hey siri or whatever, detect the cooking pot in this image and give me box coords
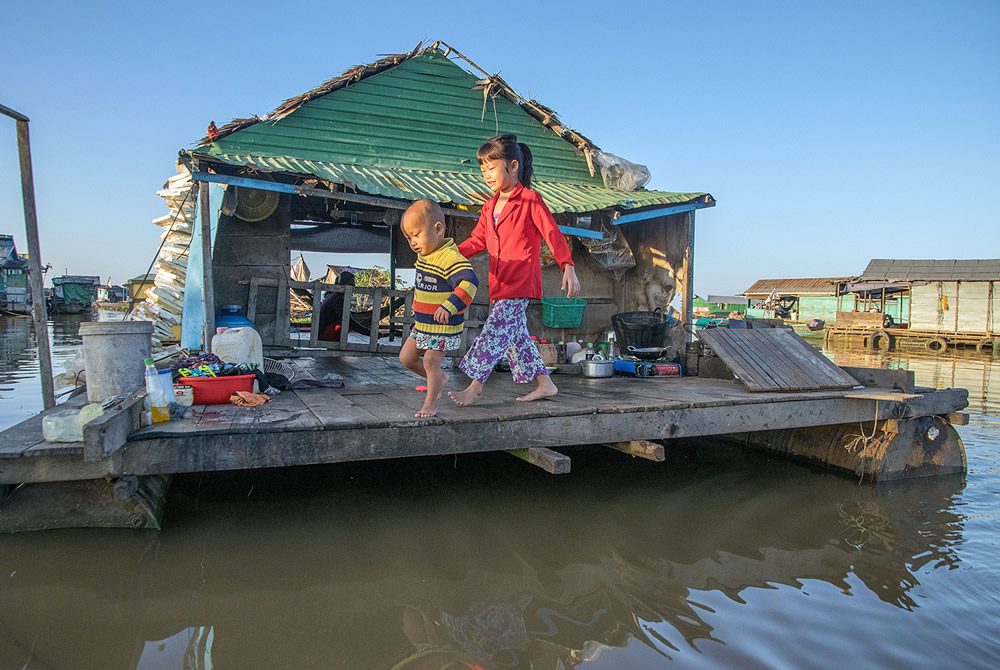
[580,359,616,378]
[627,345,672,361]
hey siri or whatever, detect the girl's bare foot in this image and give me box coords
[517,374,558,402]
[449,383,482,406]
[415,402,438,418]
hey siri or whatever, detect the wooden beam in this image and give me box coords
[603,440,665,462]
[14,117,55,409]
[611,199,714,225]
[558,225,603,239]
[82,395,143,462]
[308,280,322,347]
[190,171,479,219]
[684,210,695,342]
[945,412,970,426]
[110,389,969,481]
[199,181,216,351]
[507,447,571,474]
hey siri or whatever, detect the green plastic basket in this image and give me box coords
[541,297,587,328]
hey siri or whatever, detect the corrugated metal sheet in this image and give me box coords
[195,153,710,214]
[861,259,1000,281]
[193,49,713,213]
[743,278,848,297]
[197,51,603,187]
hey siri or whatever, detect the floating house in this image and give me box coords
[49,275,100,314]
[829,259,999,352]
[744,277,848,323]
[127,41,714,354]
[0,234,30,314]
[0,43,971,532]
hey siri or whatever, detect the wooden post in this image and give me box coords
[507,447,571,474]
[683,211,696,342]
[388,223,396,342]
[199,181,215,351]
[2,105,55,409]
[603,440,665,462]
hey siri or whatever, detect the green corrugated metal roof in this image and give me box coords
[197,50,603,187]
[192,46,713,214]
[193,153,710,214]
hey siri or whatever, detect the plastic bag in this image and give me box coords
[593,150,651,192]
[577,215,636,280]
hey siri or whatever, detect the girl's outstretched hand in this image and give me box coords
[562,265,581,298]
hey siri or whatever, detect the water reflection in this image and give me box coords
[0,448,967,669]
[0,315,85,428]
[0,338,996,668]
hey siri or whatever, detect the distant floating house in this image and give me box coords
[831,259,999,351]
[126,273,156,302]
[0,234,30,314]
[744,278,848,323]
[50,275,101,314]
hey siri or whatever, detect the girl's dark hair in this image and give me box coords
[476,134,534,189]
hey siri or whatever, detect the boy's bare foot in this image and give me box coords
[415,402,438,418]
[517,375,558,402]
[449,384,482,406]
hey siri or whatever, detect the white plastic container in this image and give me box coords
[211,327,263,368]
[79,321,154,402]
[42,404,104,442]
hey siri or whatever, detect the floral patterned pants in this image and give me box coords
[459,298,548,384]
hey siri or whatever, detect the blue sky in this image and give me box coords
[1,0,997,296]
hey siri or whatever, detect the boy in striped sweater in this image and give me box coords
[399,199,479,417]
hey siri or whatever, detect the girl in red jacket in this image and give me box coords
[450,134,581,406]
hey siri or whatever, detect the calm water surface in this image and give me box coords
[1,319,999,669]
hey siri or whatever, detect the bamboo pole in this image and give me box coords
[2,105,55,409]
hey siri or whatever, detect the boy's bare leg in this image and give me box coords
[516,373,558,402]
[417,349,447,417]
[399,337,426,378]
[449,379,484,406]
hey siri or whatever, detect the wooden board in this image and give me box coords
[698,328,859,392]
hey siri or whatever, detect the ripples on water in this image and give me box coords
[1,320,999,669]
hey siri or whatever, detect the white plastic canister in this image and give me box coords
[211,327,264,370]
[78,321,154,402]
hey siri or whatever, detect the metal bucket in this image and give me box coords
[78,321,153,402]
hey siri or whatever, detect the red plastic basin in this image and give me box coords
[177,374,256,405]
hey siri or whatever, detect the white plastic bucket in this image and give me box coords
[78,321,154,402]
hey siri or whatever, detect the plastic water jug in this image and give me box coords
[216,305,255,329]
[212,327,264,370]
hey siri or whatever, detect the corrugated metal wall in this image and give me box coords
[910,281,997,333]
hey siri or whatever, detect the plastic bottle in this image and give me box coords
[595,343,609,361]
[585,342,596,360]
[556,341,566,364]
[144,358,170,424]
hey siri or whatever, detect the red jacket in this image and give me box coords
[457,184,574,301]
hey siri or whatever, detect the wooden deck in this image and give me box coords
[0,356,969,485]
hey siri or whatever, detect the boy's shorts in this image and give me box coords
[410,330,461,352]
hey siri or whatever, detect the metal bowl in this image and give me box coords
[580,359,616,378]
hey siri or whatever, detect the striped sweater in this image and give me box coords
[412,239,479,336]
